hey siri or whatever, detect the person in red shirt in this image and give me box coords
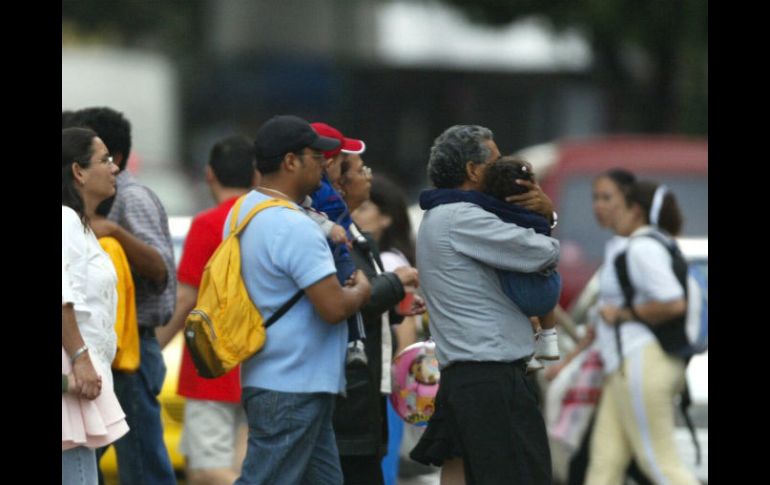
[156,135,259,485]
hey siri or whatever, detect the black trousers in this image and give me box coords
[413,361,552,485]
[340,454,384,485]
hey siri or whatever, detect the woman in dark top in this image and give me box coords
[332,149,422,485]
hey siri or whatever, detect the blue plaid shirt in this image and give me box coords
[108,171,176,328]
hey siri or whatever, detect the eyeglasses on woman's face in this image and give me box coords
[80,155,114,167]
[75,155,115,168]
[97,155,115,166]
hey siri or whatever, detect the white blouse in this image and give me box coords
[61,206,118,380]
[595,228,684,374]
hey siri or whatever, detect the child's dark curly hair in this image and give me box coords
[481,155,534,200]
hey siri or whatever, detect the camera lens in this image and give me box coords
[353,235,369,253]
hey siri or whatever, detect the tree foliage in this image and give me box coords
[444,0,708,134]
[62,0,204,53]
[62,0,707,134]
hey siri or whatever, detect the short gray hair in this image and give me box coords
[427,125,494,188]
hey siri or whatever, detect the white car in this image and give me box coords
[550,237,707,484]
[169,215,193,266]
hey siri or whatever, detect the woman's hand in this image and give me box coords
[65,373,82,396]
[393,266,419,288]
[398,294,427,316]
[599,305,622,326]
[72,353,102,400]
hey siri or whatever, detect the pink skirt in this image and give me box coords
[61,348,129,450]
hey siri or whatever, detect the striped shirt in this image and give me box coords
[108,171,176,328]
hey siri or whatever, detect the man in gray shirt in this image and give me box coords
[409,125,558,484]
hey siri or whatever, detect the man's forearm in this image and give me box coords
[111,225,168,284]
[157,283,198,348]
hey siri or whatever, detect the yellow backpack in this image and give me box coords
[184,195,303,379]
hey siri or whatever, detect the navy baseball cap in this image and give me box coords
[254,115,341,159]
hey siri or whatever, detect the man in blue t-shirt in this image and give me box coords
[230,115,371,485]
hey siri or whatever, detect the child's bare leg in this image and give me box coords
[539,310,556,330]
[529,316,542,334]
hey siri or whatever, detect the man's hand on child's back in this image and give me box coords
[506,179,555,219]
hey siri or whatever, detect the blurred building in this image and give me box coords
[63,0,605,214]
[190,0,602,202]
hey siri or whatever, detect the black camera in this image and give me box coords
[352,234,370,256]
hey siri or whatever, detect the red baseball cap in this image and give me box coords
[311,122,366,159]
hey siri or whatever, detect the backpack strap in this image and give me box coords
[229,194,249,234]
[612,249,635,376]
[230,195,297,237]
[264,290,305,328]
[613,244,644,322]
[645,232,689,299]
[230,194,305,327]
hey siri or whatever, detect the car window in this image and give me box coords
[169,216,192,267]
[172,237,184,267]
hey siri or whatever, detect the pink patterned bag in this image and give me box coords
[546,347,604,450]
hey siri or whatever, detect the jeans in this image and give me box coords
[499,270,561,317]
[63,447,98,485]
[236,387,343,485]
[98,334,176,485]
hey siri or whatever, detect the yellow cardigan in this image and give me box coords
[99,237,140,371]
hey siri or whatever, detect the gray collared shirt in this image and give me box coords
[416,202,560,368]
[108,171,176,328]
